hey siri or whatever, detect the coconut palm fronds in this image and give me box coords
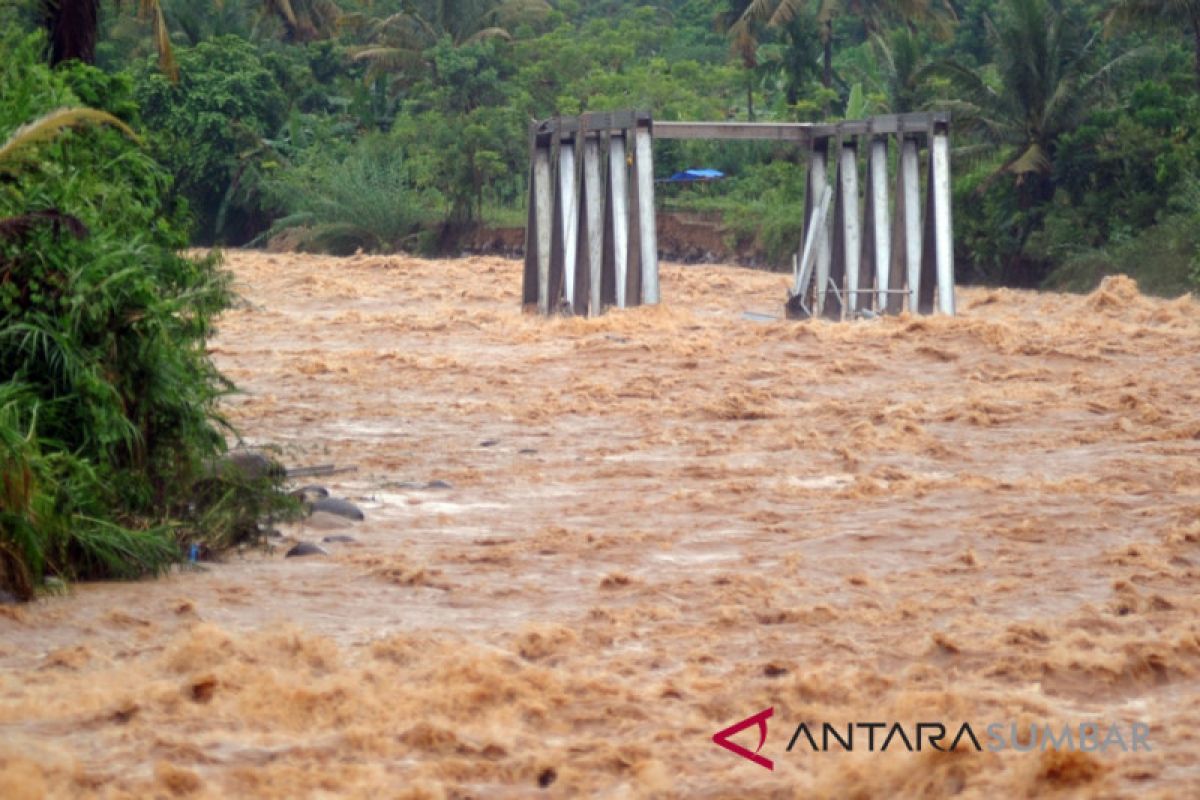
[0,107,140,168]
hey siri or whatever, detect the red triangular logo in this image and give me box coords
[712,707,774,770]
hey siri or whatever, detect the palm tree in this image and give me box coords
[715,1,765,118]
[349,0,548,89]
[41,0,100,64]
[871,27,931,112]
[1106,0,1200,90]
[39,1,343,79]
[730,0,954,90]
[762,12,824,108]
[257,0,342,42]
[422,0,546,44]
[0,106,138,166]
[928,0,1139,280]
[932,0,1134,200]
[162,0,255,45]
[42,1,175,78]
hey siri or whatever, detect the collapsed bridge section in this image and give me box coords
[522,110,955,319]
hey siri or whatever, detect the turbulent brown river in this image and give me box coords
[3,251,1200,798]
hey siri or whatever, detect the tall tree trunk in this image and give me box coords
[746,73,755,121]
[42,0,101,65]
[1193,16,1200,92]
[822,20,833,88]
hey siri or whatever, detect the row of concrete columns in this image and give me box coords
[797,121,955,319]
[523,111,955,319]
[522,116,659,316]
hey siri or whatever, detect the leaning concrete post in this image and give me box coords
[634,119,659,305]
[931,121,956,315]
[786,184,832,319]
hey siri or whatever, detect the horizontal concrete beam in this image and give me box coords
[532,110,652,138]
[653,113,949,142]
[653,121,811,142]
[533,112,949,145]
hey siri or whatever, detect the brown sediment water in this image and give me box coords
[1,252,1199,798]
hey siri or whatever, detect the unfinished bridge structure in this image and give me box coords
[521,110,956,320]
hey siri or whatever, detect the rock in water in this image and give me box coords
[322,535,357,544]
[291,485,329,503]
[310,497,365,521]
[305,511,352,530]
[285,542,329,558]
[206,450,285,482]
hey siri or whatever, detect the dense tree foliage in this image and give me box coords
[3,0,1199,285]
[135,36,289,242]
[1,0,1197,595]
[0,0,1195,281]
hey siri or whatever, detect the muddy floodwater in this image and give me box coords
[3,251,1200,798]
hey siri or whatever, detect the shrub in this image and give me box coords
[260,132,438,254]
[134,35,288,244]
[0,32,286,599]
[1042,208,1200,296]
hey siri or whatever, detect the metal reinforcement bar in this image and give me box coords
[522,110,955,318]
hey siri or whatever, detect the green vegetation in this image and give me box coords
[134,35,288,243]
[1,0,1198,594]
[0,32,290,600]
[3,0,1188,290]
[261,132,437,254]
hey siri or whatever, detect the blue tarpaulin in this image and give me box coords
[661,168,725,183]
